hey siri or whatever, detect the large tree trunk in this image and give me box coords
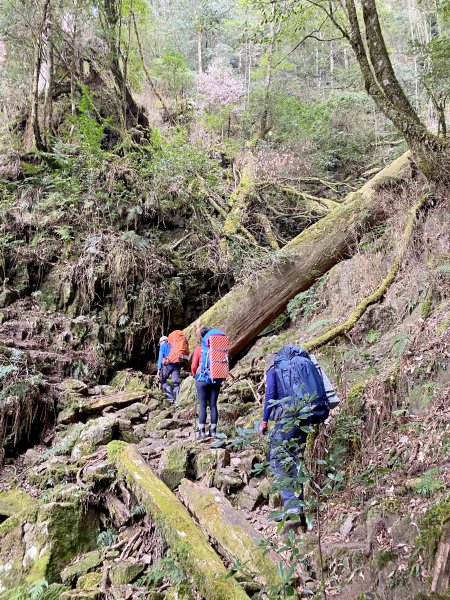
[341,0,450,183]
[31,0,51,152]
[185,152,412,357]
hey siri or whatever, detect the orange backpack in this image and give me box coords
[163,330,190,365]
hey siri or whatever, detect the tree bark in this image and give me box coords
[102,0,148,129]
[178,480,284,589]
[185,152,412,357]
[340,0,450,183]
[43,4,54,139]
[31,0,51,152]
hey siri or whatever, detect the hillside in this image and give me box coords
[1,0,449,598]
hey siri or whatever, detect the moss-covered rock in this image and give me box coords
[114,402,149,421]
[77,571,102,590]
[71,416,116,459]
[192,448,230,480]
[109,560,145,585]
[0,501,98,592]
[158,445,189,490]
[177,376,197,408]
[110,370,150,393]
[235,486,263,511]
[61,550,104,585]
[0,489,34,517]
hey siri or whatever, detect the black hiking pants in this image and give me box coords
[196,381,221,427]
[161,363,181,402]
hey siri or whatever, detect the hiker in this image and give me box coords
[157,330,190,404]
[259,345,340,518]
[191,325,229,439]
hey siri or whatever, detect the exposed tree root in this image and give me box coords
[303,192,430,351]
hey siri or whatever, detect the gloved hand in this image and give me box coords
[259,421,268,435]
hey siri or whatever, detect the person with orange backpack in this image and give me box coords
[157,330,190,404]
[191,325,229,439]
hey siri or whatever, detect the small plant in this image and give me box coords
[135,550,185,589]
[97,528,118,547]
[366,329,380,344]
[413,468,445,497]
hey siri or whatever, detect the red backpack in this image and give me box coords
[164,330,190,365]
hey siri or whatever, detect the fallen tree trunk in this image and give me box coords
[186,152,412,357]
[178,480,284,590]
[107,442,250,600]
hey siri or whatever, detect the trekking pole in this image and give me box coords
[193,392,197,441]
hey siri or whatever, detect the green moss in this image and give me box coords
[346,382,365,414]
[61,550,103,585]
[110,370,149,393]
[0,508,38,537]
[26,552,51,583]
[77,571,102,590]
[415,495,450,564]
[106,440,128,461]
[421,287,434,319]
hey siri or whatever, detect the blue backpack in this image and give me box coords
[274,345,329,425]
[197,328,228,384]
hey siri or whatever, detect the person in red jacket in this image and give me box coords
[190,325,221,439]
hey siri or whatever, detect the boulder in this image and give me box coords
[213,469,244,492]
[110,370,150,393]
[109,560,145,585]
[61,379,89,396]
[114,402,149,421]
[158,445,189,490]
[193,448,230,480]
[0,501,98,591]
[77,571,103,590]
[146,409,172,433]
[178,376,197,408]
[71,416,116,459]
[235,486,263,511]
[156,418,189,431]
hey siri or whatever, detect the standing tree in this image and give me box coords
[278,0,450,182]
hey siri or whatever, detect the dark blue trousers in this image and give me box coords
[269,424,308,512]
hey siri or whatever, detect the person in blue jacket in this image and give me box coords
[260,348,340,518]
[157,335,180,403]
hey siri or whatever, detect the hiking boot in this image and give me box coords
[198,426,207,440]
[162,383,174,402]
[208,426,219,438]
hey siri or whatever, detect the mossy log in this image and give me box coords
[178,479,283,590]
[186,152,411,356]
[303,191,429,351]
[107,442,250,600]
